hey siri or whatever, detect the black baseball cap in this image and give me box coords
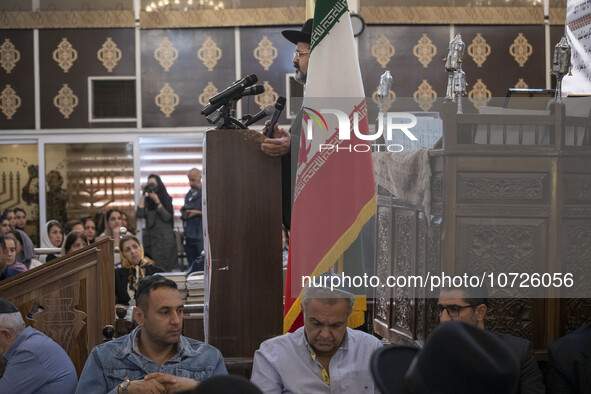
[282,18,314,45]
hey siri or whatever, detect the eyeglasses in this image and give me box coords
[293,51,310,59]
[435,304,476,317]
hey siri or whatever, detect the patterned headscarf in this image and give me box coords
[119,235,149,301]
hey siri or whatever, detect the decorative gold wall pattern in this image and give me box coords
[52,38,78,73]
[155,83,179,118]
[198,82,218,107]
[0,39,21,74]
[197,37,222,72]
[371,89,396,112]
[97,37,122,73]
[0,10,135,29]
[0,85,21,120]
[53,84,79,119]
[509,33,533,67]
[413,34,437,69]
[254,36,278,71]
[468,79,492,111]
[360,6,547,25]
[154,37,178,72]
[372,34,395,69]
[413,80,437,112]
[467,33,491,68]
[255,81,278,110]
[139,8,306,28]
[515,78,528,89]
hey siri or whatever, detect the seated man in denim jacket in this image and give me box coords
[76,275,227,394]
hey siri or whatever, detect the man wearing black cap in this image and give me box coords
[250,279,382,393]
[0,298,78,393]
[261,18,313,229]
[436,286,544,393]
[76,275,227,394]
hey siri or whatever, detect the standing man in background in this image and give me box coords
[182,168,203,268]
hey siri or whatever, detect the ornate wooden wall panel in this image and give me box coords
[0,29,34,129]
[39,28,135,129]
[374,103,591,352]
[141,28,235,128]
[374,194,393,340]
[358,25,449,112]
[240,26,294,127]
[455,25,546,112]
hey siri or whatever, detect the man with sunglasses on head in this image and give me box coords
[436,285,544,393]
[76,275,227,394]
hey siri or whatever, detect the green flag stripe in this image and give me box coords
[310,0,348,52]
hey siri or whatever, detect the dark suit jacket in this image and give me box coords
[495,332,546,394]
[547,322,591,394]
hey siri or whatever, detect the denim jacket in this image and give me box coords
[75,327,227,394]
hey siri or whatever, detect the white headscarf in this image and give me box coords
[40,220,62,263]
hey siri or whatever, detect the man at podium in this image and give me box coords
[261,18,312,229]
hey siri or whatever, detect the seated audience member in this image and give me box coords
[547,321,591,393]
[97,208,124,266]
[0,234,21,281]
[8,229,41,269]
[250,275,383,393]
[0,298,78,393]
[40,220,64,263]
[81,216,97,244]
[0,215,10,235]
[65,219,84,234]
[2,209,16,230]
[373,321,519,394]
[3,233,27,275]
[76,275,227,393]
[13,207,27,231]
[437,286,544,393]
[61,231,88,255]
[115,234,164,305]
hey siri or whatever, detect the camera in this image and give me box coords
[181,205,191,220]
[144,183,157,194]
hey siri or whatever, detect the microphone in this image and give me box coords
[241,84,265,97]
[265,96,286,138]
[209,74,258,105]
[201,84,265,117]
[244,105,274,127]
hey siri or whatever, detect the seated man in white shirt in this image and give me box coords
[250,278,382,393]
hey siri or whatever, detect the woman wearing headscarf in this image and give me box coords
[136,174,177,271]
[97,209,124,266]
[8,229,41,269]
[115,235,164,305]
[40,220,64,263]
[61,231,88,255]
[81,216,97,244]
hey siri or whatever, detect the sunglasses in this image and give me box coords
[435,304,476,317]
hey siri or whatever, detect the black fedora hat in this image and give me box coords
[282,18,313,45]
[371,321,520,394]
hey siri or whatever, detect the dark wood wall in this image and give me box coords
[1,23,566,129]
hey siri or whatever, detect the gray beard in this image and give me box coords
[295,69,307,85]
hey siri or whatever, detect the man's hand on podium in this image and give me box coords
[261,120,291,157]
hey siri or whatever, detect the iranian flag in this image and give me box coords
[284,0,376,333]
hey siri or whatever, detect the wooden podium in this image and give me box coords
[204,129,283,358]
